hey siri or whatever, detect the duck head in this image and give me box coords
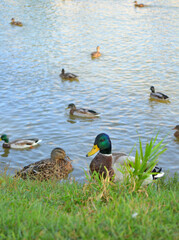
[86,133,112,157]
[11,18,15,23]
[150,86,155,93]
[0,134,9,143]
[51,148,66,164]
[173,125,179,130]
[67,103,76,110]
[61,68,65,74]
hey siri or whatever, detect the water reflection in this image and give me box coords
[61,78,79,83]
[1,149,10,158]
[149,98,171,104]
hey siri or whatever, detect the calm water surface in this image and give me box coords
[0,0,178,182]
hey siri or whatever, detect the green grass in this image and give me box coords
[120,133,167,190]
[0,173,178,240]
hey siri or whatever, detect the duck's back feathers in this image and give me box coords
[1,137,42,149]
[74,108,99,118]
[150,92,169,100]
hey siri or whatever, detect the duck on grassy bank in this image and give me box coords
[67,103,100,118]
[15,148,73,180]
[86,133,164,185]
[0,134,41,149]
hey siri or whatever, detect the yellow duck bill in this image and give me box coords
[86,144,99,157]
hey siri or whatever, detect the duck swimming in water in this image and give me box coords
[91,46,101,58]
[134,1,145,7]
[150,86,169,100]
[60,69,78,80]
[67,103,100,118]
[173,125,179,139]
[10,18,23,26]
[86,133,164,185]
[15,148,73,181]
[0,134,41,149]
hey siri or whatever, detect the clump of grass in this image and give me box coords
[120,133,167,191]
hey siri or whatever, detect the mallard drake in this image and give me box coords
[0,134,42,149]
[91,46,101,58]
[134,1,145,7]
[15,148,73,181]
[67,103,100,118]
[150,86,169,100]
[10,18,23,26]
[173,125,179,139]
[60,68,78,80]
[86,133,164,185]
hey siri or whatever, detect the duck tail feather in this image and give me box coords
[152,166,165,180]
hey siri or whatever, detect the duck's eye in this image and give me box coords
[100,139,105,142]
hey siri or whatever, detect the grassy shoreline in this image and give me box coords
[0,173,178,240]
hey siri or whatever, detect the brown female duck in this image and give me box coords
[91,46,101,58]
[10,18,23,26]
[15,148,73,180]
[134,1,145,7]
[67,103,100,118]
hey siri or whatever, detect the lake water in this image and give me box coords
[0,0,178,182]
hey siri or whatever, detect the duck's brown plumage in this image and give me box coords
[174,131,179,138]
[10,18,23,26]
[90,152,127,179]
[91,46,101,58]
[173,125,179,139]
[134,1,144,7]
[67,103,99,118]
[15,148,73,181]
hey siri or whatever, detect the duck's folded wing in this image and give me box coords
[157,92,169,99]
[112,153,133,165]
[12,139,40,146]
[88,109,99,115]
[16,159,51,177]
[68,73,78,78]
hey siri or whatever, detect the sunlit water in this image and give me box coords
[0,0,178,182]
